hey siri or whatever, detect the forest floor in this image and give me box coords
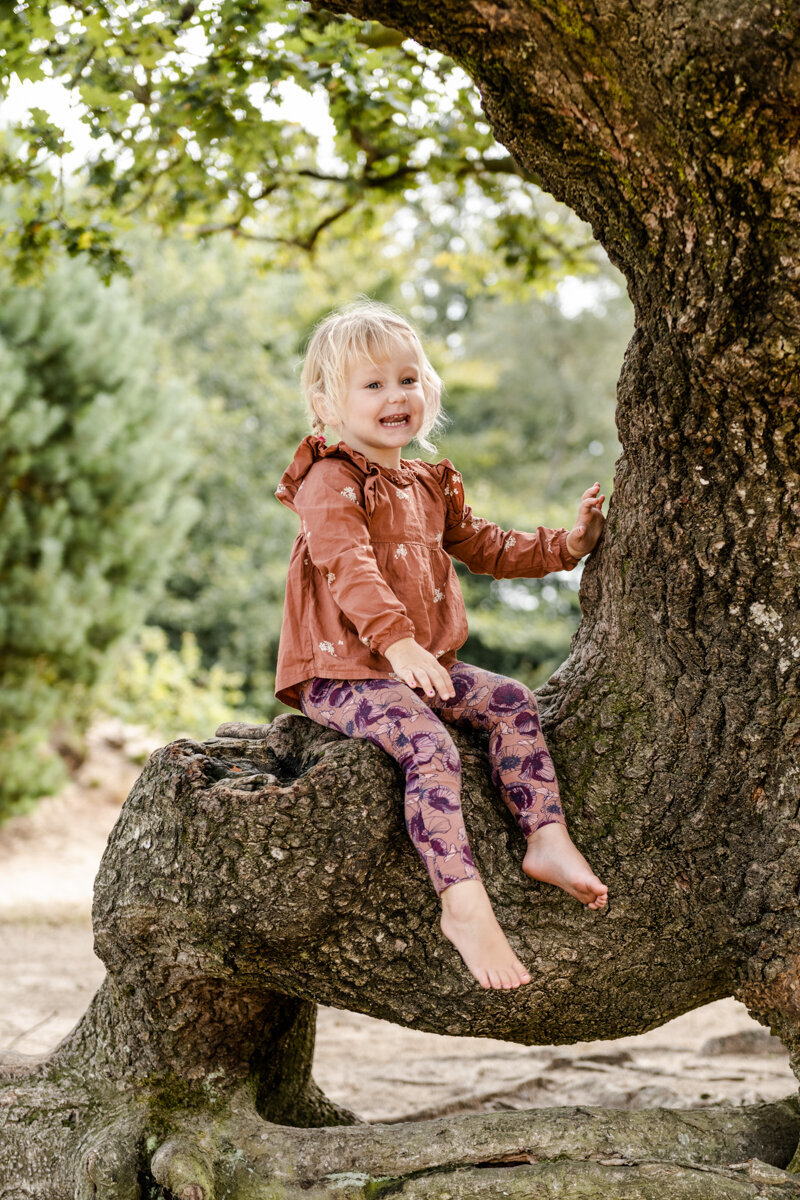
[0,718,796,1124]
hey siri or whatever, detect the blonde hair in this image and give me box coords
[301,299,448,454]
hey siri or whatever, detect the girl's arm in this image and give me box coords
[436,464,580,579]
[294,463,416,656]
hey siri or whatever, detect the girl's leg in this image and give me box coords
[297,676,532,988]
[297,675,477,893]
[428,663,608,909]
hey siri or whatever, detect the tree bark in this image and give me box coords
[2,0,799,1194]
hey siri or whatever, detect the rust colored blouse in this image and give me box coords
[273,436,580,711]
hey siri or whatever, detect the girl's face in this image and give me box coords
[331,341,427,468]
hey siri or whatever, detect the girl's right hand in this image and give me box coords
[384,637,455,701]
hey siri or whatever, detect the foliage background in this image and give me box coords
[0,254,199,814]
[0,2,633,816]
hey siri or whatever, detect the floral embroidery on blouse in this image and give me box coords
[340,486,358,503]
[304,556,310,566]
[443,471,462,500]
[276,483,286,494]
[433,588,445,603]
[397,489,411,501]
[504,534,517,549]
[319,640,336,655]
[361,635,372,647]
[327,571,336,584]
[395,544,408,559]
[435,650,445,658]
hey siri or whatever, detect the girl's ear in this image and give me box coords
[317,400,343,432]
[312,392,335,426]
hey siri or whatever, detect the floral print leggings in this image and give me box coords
[296,661,566,895]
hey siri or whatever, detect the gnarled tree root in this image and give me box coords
[3,1059,800,1200]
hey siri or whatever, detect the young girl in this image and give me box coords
[274,300,607,991]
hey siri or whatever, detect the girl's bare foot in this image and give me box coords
[439,879,532,990]
[523,822,608,909]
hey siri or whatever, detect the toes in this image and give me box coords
[487,966,518,989]
[474,962,532,989]
[500,963,532,988]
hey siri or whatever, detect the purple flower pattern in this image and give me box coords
[297,661,566,895]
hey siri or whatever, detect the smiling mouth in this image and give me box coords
[380,415,409,425]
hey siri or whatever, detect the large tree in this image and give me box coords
[2,1,800,1197]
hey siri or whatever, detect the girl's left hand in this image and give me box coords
[565,483,605,559]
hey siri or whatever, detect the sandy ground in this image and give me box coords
[0,719,795,1124]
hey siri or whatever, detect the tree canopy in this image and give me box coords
[1,0,592,284]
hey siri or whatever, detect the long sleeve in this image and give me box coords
[294,462,416,656]
[436,461,580,579]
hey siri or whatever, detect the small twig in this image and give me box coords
[3,1010,58,1052]
[121,155,184,216]
[67,45,96,89]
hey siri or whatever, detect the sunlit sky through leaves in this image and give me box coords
[0,41,619,318]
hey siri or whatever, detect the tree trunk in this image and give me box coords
[2,0,799,1195]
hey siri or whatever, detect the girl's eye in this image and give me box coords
[366,382,381,389]
[402,377,416,385]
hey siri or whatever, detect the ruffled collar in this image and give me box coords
[275,435,416,511]
[321,436,416,483]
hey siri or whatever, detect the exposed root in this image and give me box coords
[381,1159,800,1198]
[150,1135,215,1200]
[138,1094,800,1200]
[76,1110,147,1200]
[2,1065,800,1200]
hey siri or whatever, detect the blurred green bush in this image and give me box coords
[0,257,200,818]
[93,626,257,745]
